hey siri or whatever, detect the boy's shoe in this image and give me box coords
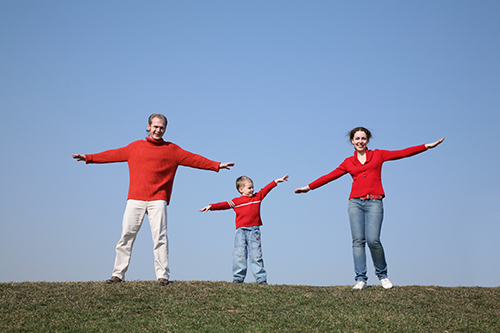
[157,278,169,286]
[105,276,122,284]
[258,281,268,285]
[380,278,393,289]
[232,279,243,283]
[353,281,367,290]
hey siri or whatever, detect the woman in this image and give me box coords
[295,127,444,289]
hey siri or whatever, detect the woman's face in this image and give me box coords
[351,130,369,153]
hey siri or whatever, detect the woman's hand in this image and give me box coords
[294,186,311,194]
[425,138,445,149]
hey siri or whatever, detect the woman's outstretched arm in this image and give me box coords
[294,185,311,194]
[425,138,445,149]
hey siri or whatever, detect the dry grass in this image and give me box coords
[1,281,499,332]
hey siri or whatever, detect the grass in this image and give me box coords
[1,281,499,332]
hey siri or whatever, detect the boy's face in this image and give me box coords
[238,181,254,197]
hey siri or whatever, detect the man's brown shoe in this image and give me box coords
[157,278,169,286]
[106,276,122,284]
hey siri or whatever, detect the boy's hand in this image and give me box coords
[199,205,212,212]
[275,175,289,183]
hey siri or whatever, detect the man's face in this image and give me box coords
[148,117,166,140]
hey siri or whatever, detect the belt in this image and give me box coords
[359,194,384,200]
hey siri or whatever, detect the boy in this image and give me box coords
[200,175,288,284]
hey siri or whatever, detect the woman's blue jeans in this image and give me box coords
[348,198,388,282]
[232,227,267,283]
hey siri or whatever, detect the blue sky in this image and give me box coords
[1,1,498,287]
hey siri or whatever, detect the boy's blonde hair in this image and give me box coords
[236,176,253,191]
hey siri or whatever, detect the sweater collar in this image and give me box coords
[352,149,373,164]
[146,137,167,145]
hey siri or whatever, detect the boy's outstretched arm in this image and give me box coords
[275,175,289,184]
[199,205,212,212]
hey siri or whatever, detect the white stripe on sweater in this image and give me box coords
[227,200,261,209]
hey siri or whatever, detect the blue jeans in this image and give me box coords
[348,198,388,282]
[232,227,267,283]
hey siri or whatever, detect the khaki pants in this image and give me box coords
[111,199,169,280]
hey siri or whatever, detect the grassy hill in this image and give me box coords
[1,281,499,332]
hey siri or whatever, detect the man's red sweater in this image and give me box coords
[85,137,220,204]
[210,181,277,229]
[309,144,427,199]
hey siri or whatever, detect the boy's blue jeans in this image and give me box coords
[348,198,388,282]
[232,226,267,283]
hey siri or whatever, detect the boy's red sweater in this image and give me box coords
[210,181,277,229]
[85,137,220,204]
[309,144,427,199]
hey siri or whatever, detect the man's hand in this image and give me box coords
[72,154,86,161]
[219,162,235,170]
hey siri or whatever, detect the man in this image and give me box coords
[73,114,234,285]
